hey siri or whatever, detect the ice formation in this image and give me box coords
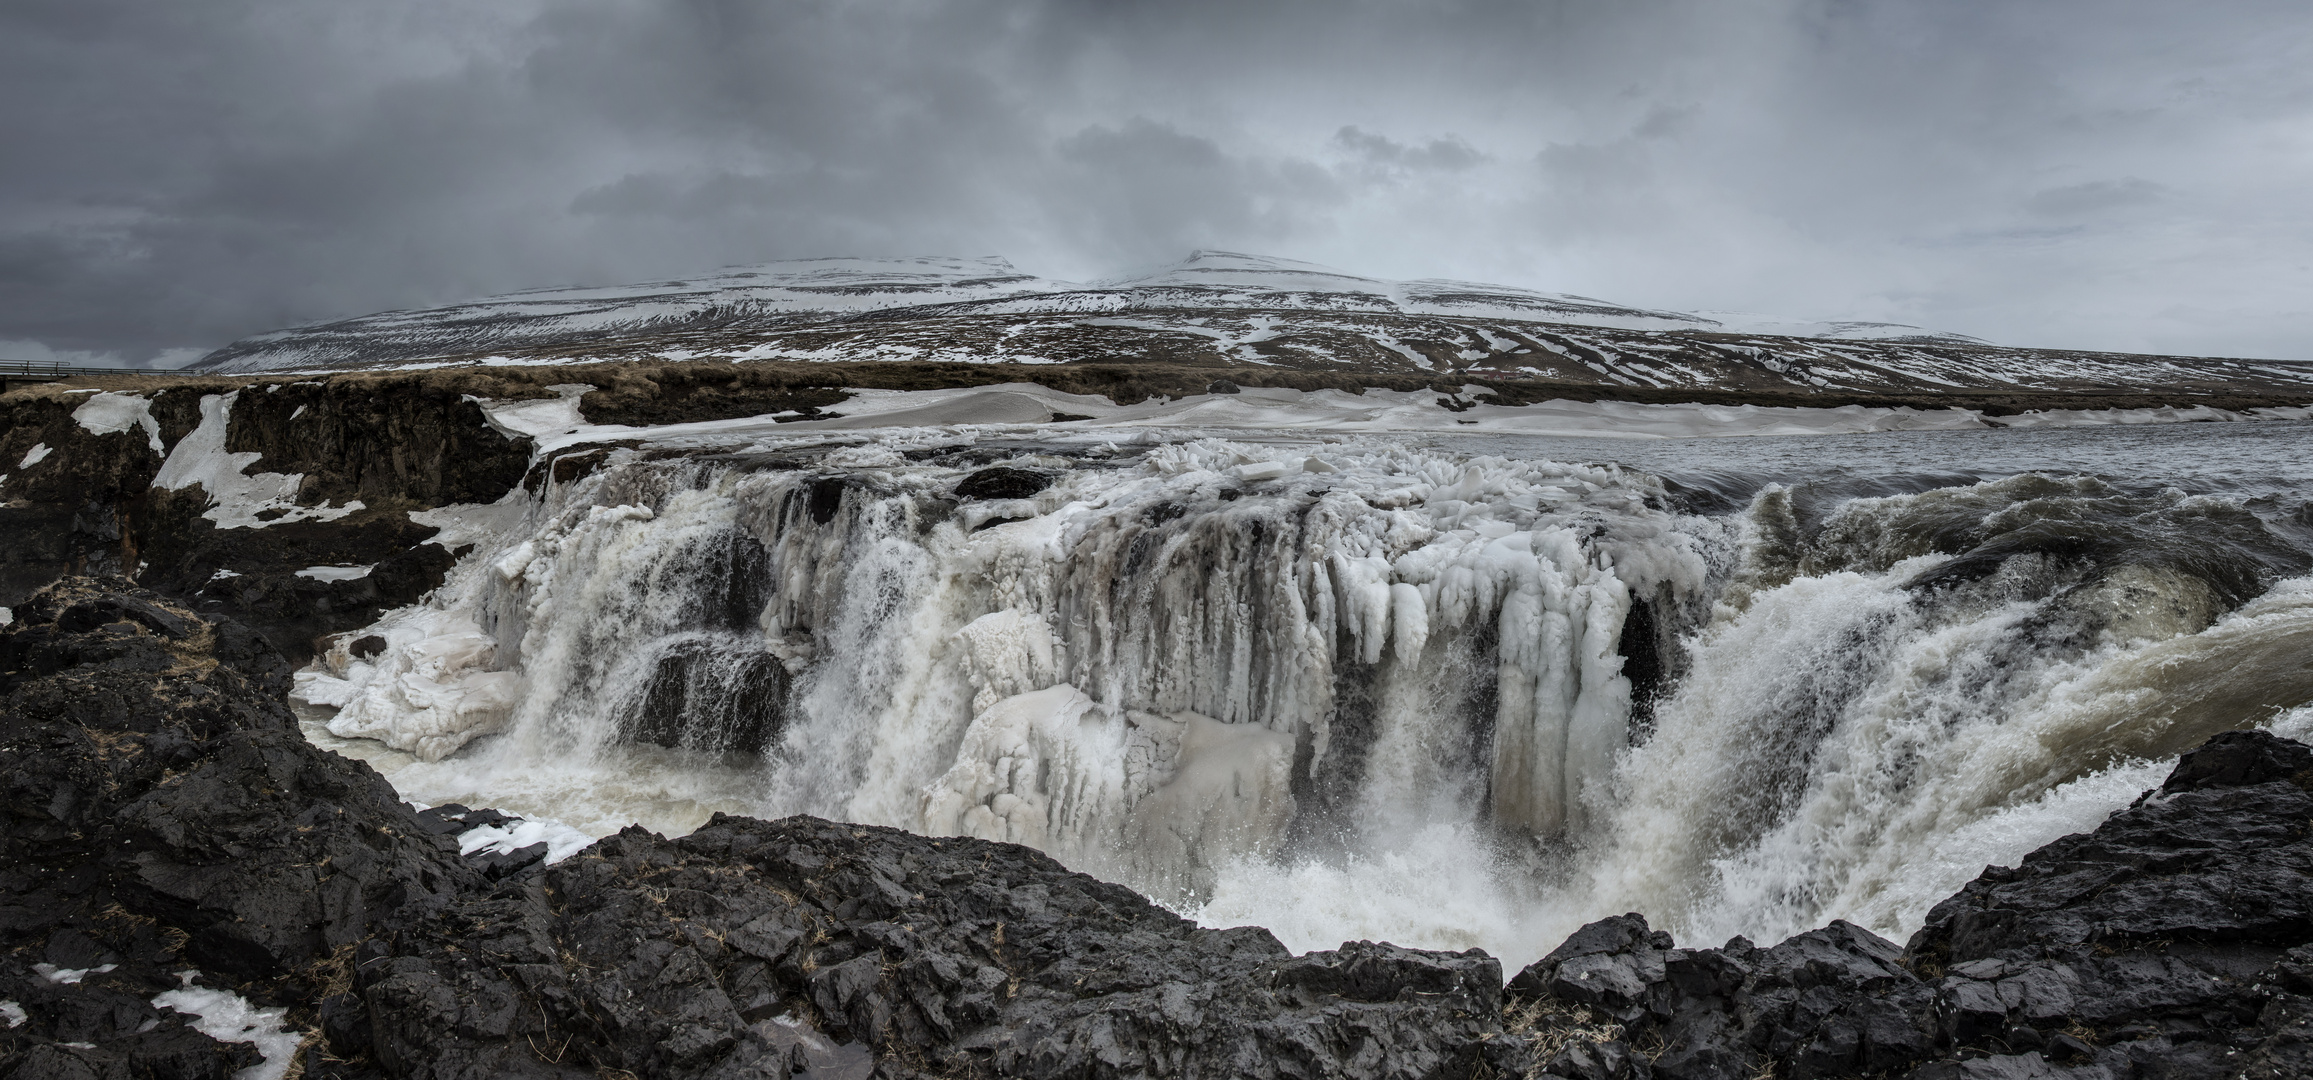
[304,438,1711,900]
[32,963,117,985]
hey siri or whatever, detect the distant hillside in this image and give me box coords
[191,251,2313,398]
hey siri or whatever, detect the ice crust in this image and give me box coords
[32,963,117,985]
[456,817,595,865]
[293,565,373,581]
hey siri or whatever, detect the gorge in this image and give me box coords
[7,257,2313,1078]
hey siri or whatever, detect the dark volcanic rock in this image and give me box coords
[1493,729,2313,1080]
[1,578,483,1078]
[1502,914,1936,1080]
[1901,728,2313,1079]
[421,817,1503,1080]
[954,466,1053,501]
[2,580,1508,1080]
[0,386,208,600]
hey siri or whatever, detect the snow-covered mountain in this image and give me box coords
[191,251,2313,397]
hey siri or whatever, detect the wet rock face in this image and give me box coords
[218,382,531,509]
[625,639,790,754]
[1900,728,2313,1079]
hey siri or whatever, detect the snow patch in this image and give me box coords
[409,492,533,550]
[295,565,373,581]
[151,971,303,1080]
[0,1000,23,1028]
[151,393,364,528]
[456,816,596,864]
[475,384,592,441]
[70,391,167,453]
[32,963,116,984]
[16,443,48,468]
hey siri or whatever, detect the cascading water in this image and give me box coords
[294,429,2313,964]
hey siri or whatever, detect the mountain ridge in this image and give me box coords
[189,251,2313,400]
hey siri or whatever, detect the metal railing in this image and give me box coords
[0,359,200,379]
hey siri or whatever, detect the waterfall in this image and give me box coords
[295,434,2313,961]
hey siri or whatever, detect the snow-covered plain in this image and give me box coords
[472,381,2313,462]
[187,251,2313,401]
[184,250,2313,401]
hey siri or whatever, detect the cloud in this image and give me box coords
[1333,127,1485,172]
[1049,118,1343,261]
[1,0,2309,361]
[2023,178,2167,217]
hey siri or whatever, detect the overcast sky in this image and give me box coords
[5,0,2310,366]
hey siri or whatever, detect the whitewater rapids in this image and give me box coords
[293,429,2313,965]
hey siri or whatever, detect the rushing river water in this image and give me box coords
[295,419,2313,965]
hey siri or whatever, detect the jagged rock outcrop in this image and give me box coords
[6,579,2313,1079]
[0,577,486,1078]
[1903,730,2313,1078]
[1495,730,2313,1080]
[1,377,534,662]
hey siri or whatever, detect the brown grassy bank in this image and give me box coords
[14,359,2313,420]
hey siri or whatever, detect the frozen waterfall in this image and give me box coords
[295,434,2313,962]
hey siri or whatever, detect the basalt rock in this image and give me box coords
[8,578,2313,1080]
[1901,728,2313,1079]
[1495,729,2313,1080]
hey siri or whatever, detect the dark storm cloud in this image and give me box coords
[1334,128,1485,173]
[3,0,2309,365]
